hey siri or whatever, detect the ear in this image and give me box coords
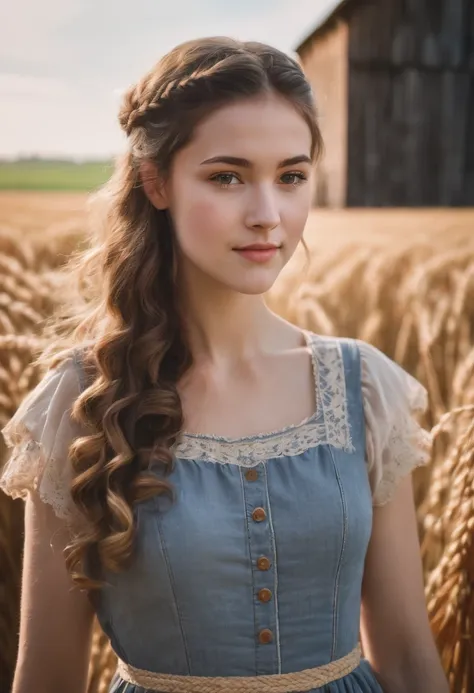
[140,160,169,210]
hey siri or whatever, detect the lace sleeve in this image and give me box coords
[0,355,87,527]
[358,341,433,506]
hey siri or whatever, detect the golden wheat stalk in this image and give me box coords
[425,410,474,692]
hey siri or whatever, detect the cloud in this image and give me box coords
[0,73,124,158]
[0,73,75,98]
[0,0,83,64]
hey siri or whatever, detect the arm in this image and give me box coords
[360,475,448,693]
[11,490,95,693]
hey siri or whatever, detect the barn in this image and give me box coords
[296,0,474,207]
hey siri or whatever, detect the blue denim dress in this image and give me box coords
[97,336,384,693]
[2,333,430,692]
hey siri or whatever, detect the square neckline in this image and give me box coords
[178,329,319,445]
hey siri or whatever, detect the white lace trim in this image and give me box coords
[371,377,432,506]
[1,419,81,527]
[373,425,432,506]
[172,334,354,466]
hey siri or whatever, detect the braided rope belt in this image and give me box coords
[116,644,361,692]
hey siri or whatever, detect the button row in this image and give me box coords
[246,475,273,647]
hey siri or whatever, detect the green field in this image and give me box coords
[0,160,113,191]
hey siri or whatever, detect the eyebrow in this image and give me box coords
[200,155,312,168]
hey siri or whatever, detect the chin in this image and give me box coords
[225,273,280,296]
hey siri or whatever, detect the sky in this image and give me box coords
[0,0,336,159]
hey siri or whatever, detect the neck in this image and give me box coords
[178,269,280,365]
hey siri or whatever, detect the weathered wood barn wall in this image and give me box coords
[297,0,474,207]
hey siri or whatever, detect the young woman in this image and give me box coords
[1,37,448,693]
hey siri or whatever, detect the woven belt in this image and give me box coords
[116,644,361,692]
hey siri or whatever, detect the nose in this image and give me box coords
[244,184,280,232]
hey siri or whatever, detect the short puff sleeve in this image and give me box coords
[0,355,87,526]
[358,341,432,506]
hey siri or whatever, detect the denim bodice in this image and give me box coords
[96,335,384,692]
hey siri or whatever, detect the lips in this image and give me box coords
[233,244,281,264]
[233,243,281,251]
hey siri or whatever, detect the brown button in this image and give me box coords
[252,507,266,522]
[258,628,274,644]
[258,588,273,603]
[245,469,258,482]
[257,556,271,571]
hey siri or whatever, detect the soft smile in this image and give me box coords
[233,243,282,264]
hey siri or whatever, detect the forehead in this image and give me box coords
[182,93,312,164]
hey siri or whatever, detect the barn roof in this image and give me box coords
[295,0,356,53]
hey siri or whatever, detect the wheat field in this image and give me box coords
[1,191,474,692]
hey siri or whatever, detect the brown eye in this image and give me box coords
[280,172,307,186]
[210,173,241,187]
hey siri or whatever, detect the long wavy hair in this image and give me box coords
[37,36,323,591]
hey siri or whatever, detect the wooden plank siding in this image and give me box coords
[346,0,474,206]
[298,0,474,206]
[348,0,470,68]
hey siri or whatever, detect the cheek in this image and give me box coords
[172,188,232,252]
[283,193,311,244]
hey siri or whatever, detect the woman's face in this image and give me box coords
[156,92,314,295]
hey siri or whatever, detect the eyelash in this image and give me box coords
[209,171,308,189]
